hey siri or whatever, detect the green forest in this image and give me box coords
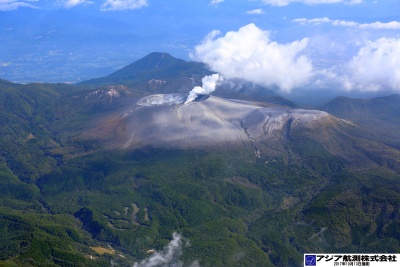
[0,79,399,267]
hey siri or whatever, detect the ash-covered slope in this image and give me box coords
[88,94,331,149]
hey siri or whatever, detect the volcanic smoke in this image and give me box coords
[184,74,222,104]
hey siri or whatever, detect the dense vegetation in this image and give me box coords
[1,143,399,266]
[0,67,399,266]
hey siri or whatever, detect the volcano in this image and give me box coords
[87,94,334,150]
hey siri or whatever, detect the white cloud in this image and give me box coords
[210,0,224,5]
[61,0,92,8]
[359,21,400,30]
[0,0,38,11]
[101,0,147,11]
[246,9,265,14]
[191,23,313,93]
[293,17,400,29]
[261,0,360,6]
[342,38,400,91]
[331,20,358,27]
[293,17,357,26]
[293,17,330,25]
[347,0,362,4]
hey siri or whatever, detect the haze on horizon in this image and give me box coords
[1,0,399,100]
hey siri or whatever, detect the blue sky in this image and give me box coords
[0,0,399,96]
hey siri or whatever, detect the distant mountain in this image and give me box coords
[0,79,16,87]
[80,52,211,87]
[321,94,400,124]
[321,94,400,148]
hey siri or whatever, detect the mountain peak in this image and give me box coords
[109,52,186,77]
[141,52,180,63]
[80,52,211,87]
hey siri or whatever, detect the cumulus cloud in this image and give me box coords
[246,9,265,14]
[133,232,199,267]
[340,38,400,91]
[101,0,147,11]
[261,0,360,6]
[192,23,399,94]
[191,23,313,93]
[0,0,38,11]
[293,17,400,29]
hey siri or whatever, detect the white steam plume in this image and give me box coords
[133,232,199,267]
[185,74,222,104]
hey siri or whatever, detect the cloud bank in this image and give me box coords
[191,23,313,93]
[101,0,147,11]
